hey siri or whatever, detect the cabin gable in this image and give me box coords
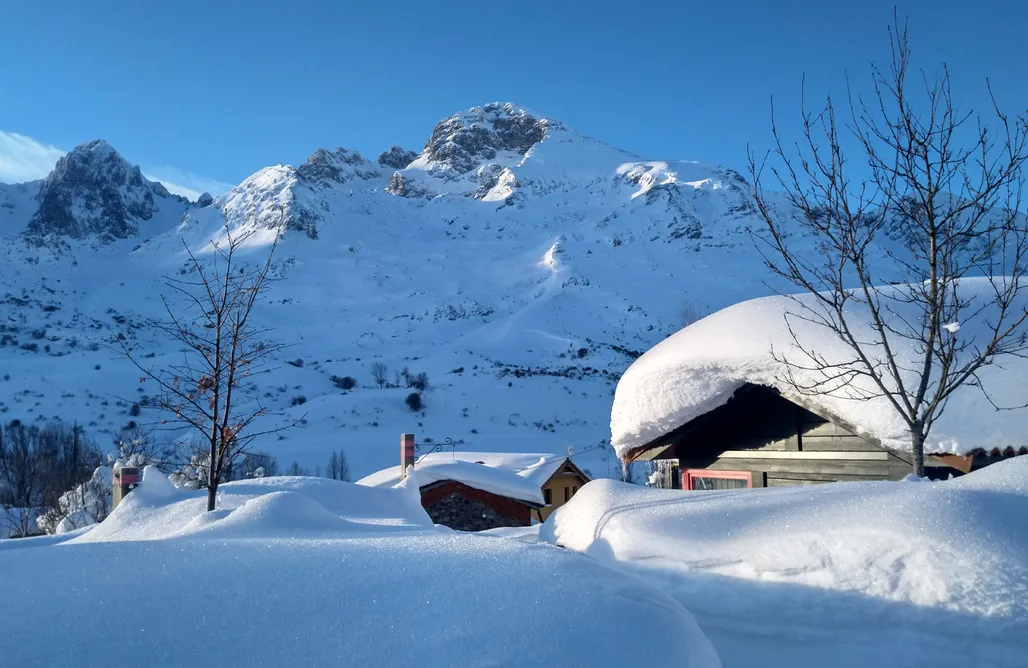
[648,384,928,488]
[535,459,591,522]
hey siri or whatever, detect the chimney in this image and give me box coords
[112,463,140,509]
[400,433,415,479]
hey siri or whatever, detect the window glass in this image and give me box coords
[692,476,749,491]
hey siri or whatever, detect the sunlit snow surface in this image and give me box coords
[0,469,720,667]
[541,457,1028,667]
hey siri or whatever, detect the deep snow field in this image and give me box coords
[0,468,720,668]
[542,456,1028,667]
[2,457,1026,667]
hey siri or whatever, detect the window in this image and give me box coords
[682,469,752,491]
[544,488,552,505]
[564,486,571,502]
[572,485,578,496]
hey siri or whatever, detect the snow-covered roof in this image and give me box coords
[357,459,546,506]
[517,457,570,487]
[612,278,1028,458]
[417,451,557,470]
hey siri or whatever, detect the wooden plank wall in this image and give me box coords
[672,385,910,487]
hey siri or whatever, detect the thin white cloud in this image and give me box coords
[0,131,64,184]
[0,130,235,202]
[143,166,235,201]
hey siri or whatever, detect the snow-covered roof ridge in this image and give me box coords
[611,278,1028,458]
[358,452,563,505]
[357,461,545,505]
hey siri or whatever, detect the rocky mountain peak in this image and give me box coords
[421,102,560,175]
[24,139,186,242]
[377,146,418,170]
[296,147,384,187]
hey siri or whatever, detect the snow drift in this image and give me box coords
[0,468,720,668]
[611,278,1028,458]
[543,457,1028,617]
[542,460,1028,666]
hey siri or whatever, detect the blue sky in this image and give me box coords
[1,0,1025,197]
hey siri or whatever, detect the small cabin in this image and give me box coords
[612,287,1028,490]
[630,383,1027,489]
[357,446,590,529]
[418,478,541,531]
[519,457,591,522]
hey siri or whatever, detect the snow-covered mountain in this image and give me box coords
[0,102,899,478]
[19,139,194,243]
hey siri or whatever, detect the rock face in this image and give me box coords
[297,148,383,187]
[218,147,389,239]
[421,103,553,175]
[376,146,418,170]
[24,140,188,242]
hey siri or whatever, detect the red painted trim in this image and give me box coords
[682,469,753,491]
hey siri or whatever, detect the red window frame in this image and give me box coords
[682,469,753,491]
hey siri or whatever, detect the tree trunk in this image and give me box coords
[207,439,218,512]
[910,425,926,478]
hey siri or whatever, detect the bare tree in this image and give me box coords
[371,362,389,388]
[338,449,350,482]
[123,226,300,511]
[325,449,350,481]
[0,420,102,536]
[749,17,1028,475]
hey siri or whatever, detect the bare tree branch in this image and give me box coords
[119,219,303,510]
[748,14,1028,476]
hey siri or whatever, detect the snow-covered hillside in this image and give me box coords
[0,102,951,479]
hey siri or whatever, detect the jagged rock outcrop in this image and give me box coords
[24,140,187,242]
[386,171,433,199]
[421,103,554,175]
[297,148,383,187]
[377,146,418,170]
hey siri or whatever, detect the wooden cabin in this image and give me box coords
[357,447,590,527]
[418,479,541,531]
[521,457,591,522]
[630,383,1026,490]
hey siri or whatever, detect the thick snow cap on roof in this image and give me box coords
[358,459,545,505]
[612,277,1028,459]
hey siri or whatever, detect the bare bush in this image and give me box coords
[371,362,389,388]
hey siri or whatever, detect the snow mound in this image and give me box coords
[74,471,433,543]
[542,457,1028,620]
[611,278,1028,457]
[192,490,365,538]
[0,468,720,667]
